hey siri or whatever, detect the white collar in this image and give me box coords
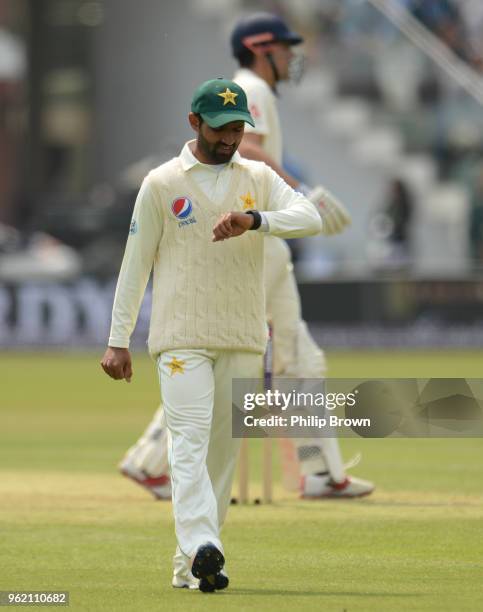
[179,140,245,172]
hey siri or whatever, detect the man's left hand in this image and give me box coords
[212,212,254,242]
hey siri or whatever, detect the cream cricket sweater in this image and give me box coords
[108,142,321,356]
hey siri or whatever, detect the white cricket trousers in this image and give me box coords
[158,348,263,560]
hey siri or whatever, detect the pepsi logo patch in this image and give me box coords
[171,197,193,220]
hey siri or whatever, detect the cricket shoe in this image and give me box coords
[191,544,228,593]
[119,461,171,500]
[172,573,199,590]
[199,570,229,593]
[301,473,375,499]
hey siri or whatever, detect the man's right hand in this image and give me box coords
[100,347,133,382]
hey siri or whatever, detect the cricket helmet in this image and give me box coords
[230,12,303,57]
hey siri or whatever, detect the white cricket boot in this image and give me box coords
[301,473,375,499]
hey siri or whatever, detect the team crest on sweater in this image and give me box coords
[171,197,197,227]
[240,192,256,210]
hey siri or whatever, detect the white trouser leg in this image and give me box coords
[166,349,262,576]
[206,351,263,529]
[158,349,221,559]
[172,546,192,579]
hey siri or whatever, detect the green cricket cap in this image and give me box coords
[191,78,255,128]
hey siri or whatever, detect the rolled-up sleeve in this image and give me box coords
[108,176,164,348]
[263,169,322,238]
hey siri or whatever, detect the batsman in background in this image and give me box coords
[120,13,374,500]
[232,13,374,498]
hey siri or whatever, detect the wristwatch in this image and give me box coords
[245,210,262,230]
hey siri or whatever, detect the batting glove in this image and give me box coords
[308,185,352,236]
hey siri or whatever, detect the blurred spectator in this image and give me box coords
[0,0,26,225]
[460,0,483,62]
[409,0,481,68]
[385,178,413,248]
[469,165,483,265]
[369,177,414,269]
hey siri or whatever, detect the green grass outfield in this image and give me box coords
[1,350,483,611]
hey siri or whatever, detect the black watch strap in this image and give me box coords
[246,210,262,230]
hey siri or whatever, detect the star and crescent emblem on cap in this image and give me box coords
[217,87,238,106]
[167,357,185,376]
[240,192,256,209]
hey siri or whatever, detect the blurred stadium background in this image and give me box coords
[1,2,483,608]
[1,0,483,350]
